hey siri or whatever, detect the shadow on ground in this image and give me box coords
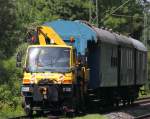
[8,103,150,119]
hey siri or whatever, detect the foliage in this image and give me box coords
[0,105,24,119]
[0,0,20,59]
[0,57,22,108]
[15,0,90,30]
[99,0,144,39]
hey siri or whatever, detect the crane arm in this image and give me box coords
[37,26,66,46]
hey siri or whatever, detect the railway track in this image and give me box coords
[8,97,150,119]
[135,97,150,104]
[135,113,150,119]
[104,97,150,119]
[137,96,150,101]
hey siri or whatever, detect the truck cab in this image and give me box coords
[21,45,77,115]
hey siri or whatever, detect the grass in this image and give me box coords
[0,105,24,119]
[0,105,107,119]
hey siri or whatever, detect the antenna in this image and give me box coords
[89,0,99,27]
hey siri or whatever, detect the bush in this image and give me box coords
[0,56,22,113]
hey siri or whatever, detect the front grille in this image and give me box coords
[38,79,54,85]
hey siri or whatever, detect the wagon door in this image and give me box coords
[87,41,101,89]
[100,43,118,87]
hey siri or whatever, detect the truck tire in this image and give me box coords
[24,97,33,117]
[36,110,44,116]
[25,107,33,117]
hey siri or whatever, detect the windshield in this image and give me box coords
[26,47,70,73]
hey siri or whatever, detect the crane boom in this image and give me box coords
[37,26,66,46]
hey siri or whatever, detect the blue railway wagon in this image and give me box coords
[44,19,147,105]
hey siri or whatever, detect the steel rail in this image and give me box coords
[134,113,150,119]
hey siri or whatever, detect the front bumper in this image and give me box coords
[21,84,73,102]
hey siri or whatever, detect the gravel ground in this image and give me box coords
[105,102,150,119]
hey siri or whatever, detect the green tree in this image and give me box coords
[98,0,144,40]
[0,0,19,58]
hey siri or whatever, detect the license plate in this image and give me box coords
[22,87,30,92]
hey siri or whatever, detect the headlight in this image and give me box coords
[63,87,72,92]
[21,87,30,92]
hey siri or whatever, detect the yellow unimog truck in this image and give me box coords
[16,22,88,116]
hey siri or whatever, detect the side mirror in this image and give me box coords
[16,52,22,62]
[23,66,29,73]
[16,52,22,67]
[70,66,76,72]
[16,62,22,67]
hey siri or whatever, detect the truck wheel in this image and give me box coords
[65,111,75,117]
[25,107,33,117]
[24,98,33,117]
[36,110,43,116]
[75,86,85,114]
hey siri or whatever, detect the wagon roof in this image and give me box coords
[43,19,147,52]
[92,26,147,51]
[93,27,118,45]
[129,37,147,51]
[113,33,133,47]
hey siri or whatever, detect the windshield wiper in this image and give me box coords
[42,67,70,73]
